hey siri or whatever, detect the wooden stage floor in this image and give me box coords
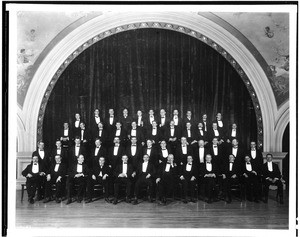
[15,190,289,229]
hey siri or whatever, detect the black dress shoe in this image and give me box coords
[55,198,62,203]
[66,199,72,205]
[105,198,111,203]
[43,198,51,203]
[29,198,34,204]
[125,197,131,203]
[77,199,82,203]
[132,199,138,205]
[183,199,188,204]
[85,199,92,203]
[113,199,117,205]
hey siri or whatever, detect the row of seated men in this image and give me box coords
[22,150,284,206]
[58,109,242,150]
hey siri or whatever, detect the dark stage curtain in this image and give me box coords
[43,28,257,149]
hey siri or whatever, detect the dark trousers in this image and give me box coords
[263,179,283,200]
[114,177,132,199]
[66,176,87,200]
[134,176,154,198]
[180,178,196,199]
[203,177,217,201]
[224,177,240,201]
[86,176,109,199]
[241,174,260,201]
[44,177,64,199]
[26,176,44,199]
[157,175,174,199]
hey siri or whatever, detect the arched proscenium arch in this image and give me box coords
[22,12,277,151]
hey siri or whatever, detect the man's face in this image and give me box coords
[75,113,80,120]
[181,137,187,145]
[232,123,237,129]
[94,109,99,116]
[63,123,69,129]
[132,121,137,128]
[114,137,120,144]
[167,154,174,163]
[122,155,128,163]
[152,121,157,128]
[147,140,152,147]
[229,155,235,162]
[160,141,167,148]
[205,155,212,163]
[95,140,101,147]
[109,109,114,115]
[216,113,222,120]
[137,110,142,117]
[187,156,193,163]
[80,123,85,129]
[212,138,218,145]
[198,123,203,129]
[202,114,207,120]
[250,142,256,149]
[186,111,192,117]
[116,122,121,129]
[266,155,273,162]
[32,156,39,164]
[198,140,205,147]
[56,141,62,148]
[78,155,84,164]
[38,142,44,150]
[131,137,137,145]
[99,157,105,166]
[149,109,154,115]
[173,110,179,116]
[245,156,251,163]
[212,123,218,129]
[160,109,166,116]
[123,109,128,115]
[75,139,80,145]
[55,156,62,164]
[143,155,149,162]
[98,123,103,129]
[232,139,238,147]
[170,121,175,127]
[186,123,191,129]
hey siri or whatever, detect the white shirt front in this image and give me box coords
[149,116,154,125]
[75,120,80,128]
[77,164,83,173]
[267,162,273,172]
[173,116,178,125]
[152,128,157,135]
[213,129,219,137]
[170,128,175,137]
[161,117,165,126]
[98,130,102,137]
[95,116,100,124]
[54,164,60,172]
[147,148,151,156]
[203,122,207,131]
[95,147,100,156]
[229,163,233,172]
[39,150,45,159]
[162,149,168,158]
[131,145,137,156]
[246,163,252,172]
[122,163,127,174]
[199,129,204,136]
[131,129,137,137]
[75,146,80,156]
[81,130,84,140]
[109,117,114,125]
[199,147,205,163]
[213,146,218,156]
[186,163,192,172]
[56,148,61,155]
[32,163,39,174]
[232,147,238,157]
[138,117,142,126]
[251,150,256,159]
[206,163,212,172]
[115,129,121,137]
[187,129,191,138]
[142,162,148,172]
[182,145,187,154]
[165,163,171,172]
[231,129,236,137]
[64,129,69,136]
[113,146,119,156]
[217,120,223,127]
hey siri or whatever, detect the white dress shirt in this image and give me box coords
[32,163,39,174]
[165,163,171,172]
[115,129,121,137]
[213,146,218,156]
[170,128,175,137]
[199,147,205,163]
[187,129,191,138]
[161,117,165,126]
[231,129,236,137]
[213,129,219,137]
[113,146,119,156]
[109,117,114,125]
[122,163,128,174]
[206,162,212,172]
[64,129,69,136]
[98,129,102,137]
[75,120,80,128]
[131,145,137,156]
[162,149,168,158]
[173,116,178,125]
[232,147,238,157]
[38,150,45,159]
[246,163,252,172]
[147,148,151,156]
[81,130,84,140]
[56,148,61,155]
[217,120,223,127]
[199,129,204,136]
[95,116,100,124]
[131,129,137,137]
[267,162,273,172]
[229,162,233,172]
[77,164,83,173]
[54,164,60,172]
[95,147,100,156]
[75,146,80,156]
[152,128,157,135]
[138,117,142,126]
[251,150,256,159]
[186,163,192,172]
[182,145,187,154]
[149,116,154,125]
[142,161,148,172]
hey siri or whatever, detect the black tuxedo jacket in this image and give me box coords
[22,162,47,177]
[208,128,225,142]
[164,127,181,142]
[47,163,67,178]
[91,163,111,178]
[175,145,193,165]
[105,116,118,131]
[68,163,90,178]
[171,116,183,128]
[195,128,208,142]
[127,127,145,145]
[213,119,227,134]
[91,128,108,144]
[60,128,73,147]
[181,128,196,145]
[201,120,210,133]
[32,150,51,169]
[114,162,134,179]
[111,127,127,145]
[108,145,125,168]
[193,146,210,168]
[241,161,260,176]
[262,162,281,179]
[126,144,143,169]
[143,146,158,167]
[136,162,156,178]
[200,162,219,177]
[119,115,133,132]
[68,145,87,166]
[226,128,241,143]
[183,117,196,128]
[156,162,178,179]
[91,145,107,166]
[51,147,69,165]
[146,127,162,145]
[157,147,171,164]
[227,146,244,163]
[208,144,225,168]
[145,115,156,129]
[248,149,264,172]
[179,162,198,179]
[76,129,91,144]
[221,160,241,177]
[90,116,104,131]
[158,116,169,137]
[73,119,81,138]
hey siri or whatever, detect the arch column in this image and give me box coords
[21,11,278,152]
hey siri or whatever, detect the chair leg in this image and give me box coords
[21,184,25,202]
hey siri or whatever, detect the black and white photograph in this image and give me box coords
[3,2,298,237]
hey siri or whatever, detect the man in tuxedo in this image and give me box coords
[60,122,72,148]
[73,112,81,137]
[195,122,208,144]
[132,154,155,204]
[157,140,171,165]
[143,139,158,167]
[209,137,225,169]
[248,141,263,172]
[200,154,218,203]
[106,108,117,133]
[156,154,178,205]
[120,108,132,133]
[91,108,103,131]
[165,120,181,154]
[91,138,106,167]
[22,155,47,203]
[172,109,182,128]
[220,154,241,203]
[262,153,283,204]
[214,112,226,135]
[113,155,135,204]
[108,137,124,169]
[136,110,145,129]
[43,155,66,203]
[32,140,51,170]
[241,155,260,202]
[112,121,127,146]
[179,155,198,203]
[86,157,111,203]
[128,121,145,146]
[146,120,161,146]
[92,122,107,146]
[226,123,240,144]
[52,139,68,167]
[228,139,244,164]
[193,139,209,168]
[208,122,225,144]
[126,136,143,170]
[78,122,90,147]
[201,113,209,133]
[66,154,89,204]
[145,109,156,130]
[183,110,195,129]
[69,136,87,167]
[182,122,197,147]
[158,108,168,138]
[175,137,192,166]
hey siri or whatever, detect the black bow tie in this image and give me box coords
[251,149,256,151]
[246,162,251,164]
[76,145,80,147]
[77,163,82,165]
[162,148,166,150]
[230,161,234,163]
[39,149,44,151]
[188,163,192,165]
[206,162,211,164]
[96,147,100,149]
[213,146,217,148]
[132,145,136,146]
[33,163,38,165]
[123,163,127,165]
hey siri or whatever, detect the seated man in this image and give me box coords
[156,154,178,205]
[132,154,155,205]
[86,157,111,203]
[66,154,89,204]
[262,153,284,204]
[200,154,218,203]
[179,155,198,203]
[241,155,260,203]
[44,155,66,203]
[22,155,46,204]
[220,154,241,203]
[113,155,134,204]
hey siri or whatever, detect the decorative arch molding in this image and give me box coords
[274,101,289,152]
[21,11,278,152]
